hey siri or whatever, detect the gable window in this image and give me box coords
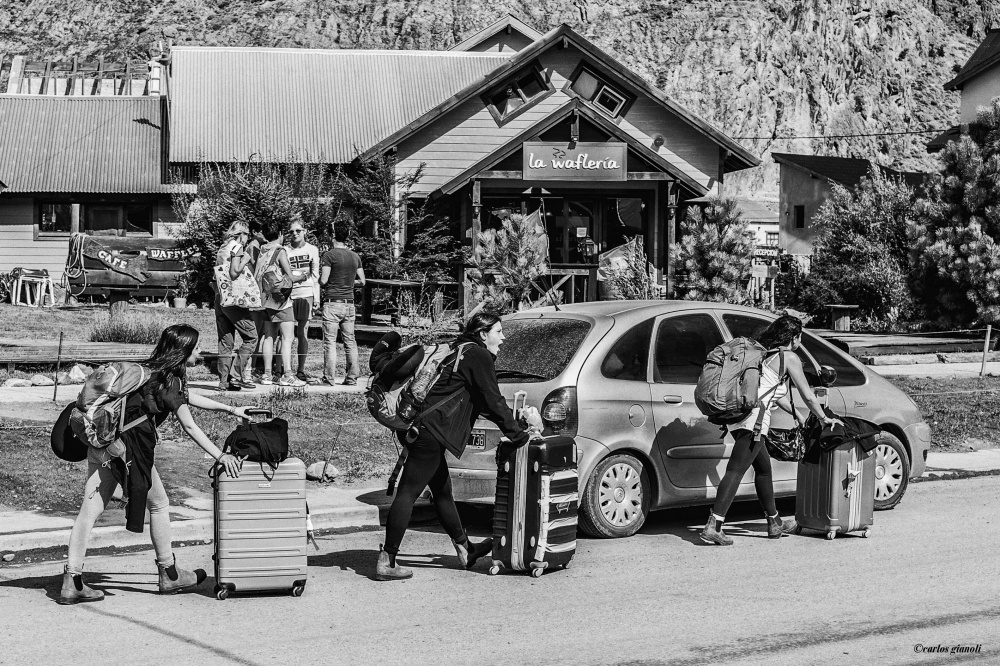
[484,65,551,124]
[570,65,632,118]
[794,205,805,229]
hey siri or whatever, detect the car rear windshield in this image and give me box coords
[494,318,592,383]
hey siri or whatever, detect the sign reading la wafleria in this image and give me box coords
[523,141,627,181]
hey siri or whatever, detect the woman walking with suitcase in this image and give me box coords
[700,315,842,546]
[59,324,247,604]
[376,312,543,580]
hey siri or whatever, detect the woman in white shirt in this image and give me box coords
[701,315,842,546]
[255,224,308,387]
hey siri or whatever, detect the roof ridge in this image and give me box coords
[171,46,510,57]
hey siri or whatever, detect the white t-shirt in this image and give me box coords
[729,353,788,437]
[284,242,319,300]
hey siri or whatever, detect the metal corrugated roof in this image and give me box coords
[168,48,511,163]
[945,29,1000,91]
[0,96,171,193]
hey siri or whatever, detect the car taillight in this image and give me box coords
[541,387,578,437]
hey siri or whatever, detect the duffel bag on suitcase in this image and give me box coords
[489,429,578,578]
[212,409,308,600]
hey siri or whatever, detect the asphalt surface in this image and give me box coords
[1,476,997,666]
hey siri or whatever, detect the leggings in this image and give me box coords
[712,429,778,518]
[383,433,467,555]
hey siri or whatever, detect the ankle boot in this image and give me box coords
[700,513,733,546]
[58,566,104,605]
[766,514,785,539]
[453,537,493,570]
[780,517,799,536]
[156,555,205,595]
[375,545,413,581]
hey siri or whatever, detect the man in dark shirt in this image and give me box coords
[319,225,365,386]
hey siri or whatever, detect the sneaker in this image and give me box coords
[259,377,273,386]
[700,513,733,546]
[237,379,256,390]
[218,381,242,392]
[342,378,358,387]
[320,377,339,387]
[278,375,306,388]
[296,373,321,385]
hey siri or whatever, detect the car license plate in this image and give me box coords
[468,430,486,450]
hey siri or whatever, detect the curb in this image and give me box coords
[0,503,380,554]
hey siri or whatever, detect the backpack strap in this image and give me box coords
[752,352,785,442]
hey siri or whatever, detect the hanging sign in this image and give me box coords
[148,247,196,261]
[523,142,627,181]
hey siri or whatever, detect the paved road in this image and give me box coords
[1,477,998,666]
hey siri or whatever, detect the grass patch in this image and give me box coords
[888,376,1000,452]
[89,310,169,344]
[0,422,83,513]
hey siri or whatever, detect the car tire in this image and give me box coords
[873,432,910,511]
[579,453,650,538]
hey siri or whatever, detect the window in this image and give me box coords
[125,204,154,235]
[766,231,779,246]
[794,205,805,229]
[87,206,122,235]
[38,203,73,234]
[594,85,627,116]
[495,318,592,383]
[484,66,551,123]
[601,318,654,381]
[569,65,632,118]
[653,314,723,384]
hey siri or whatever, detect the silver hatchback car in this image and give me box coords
[448,301,931,538]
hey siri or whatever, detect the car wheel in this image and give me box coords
[579,453,650,538]
[873,432,910,511]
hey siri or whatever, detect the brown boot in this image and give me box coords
[58,566,104,605]
[156,555,205,595]
[700,513,734,546]
[453,538,493,570]
[375,545,413,581]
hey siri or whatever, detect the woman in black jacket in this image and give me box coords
[376,312,544,581]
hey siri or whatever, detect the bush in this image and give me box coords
[604,236,660,300]
[468,211,551,314]
[671,197,755,303]
[89,309,167,344]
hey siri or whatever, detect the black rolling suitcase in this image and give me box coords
[489,430,578,578]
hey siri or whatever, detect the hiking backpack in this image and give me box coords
[694,338,781,428]
[365,342,472,433]
[257,247,293,301]
[68,361,151,449]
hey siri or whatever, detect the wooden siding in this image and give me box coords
[0,199,68,278]
[397,43,720,194]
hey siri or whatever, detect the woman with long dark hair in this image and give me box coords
[375,311,544,580]
[701,315,843,546]
[60,324,247,604]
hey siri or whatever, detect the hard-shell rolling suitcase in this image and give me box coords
[489,412,578,577]
[213,410,308,600]
[794,440,875,540]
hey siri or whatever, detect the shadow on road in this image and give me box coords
[0,568,213,603]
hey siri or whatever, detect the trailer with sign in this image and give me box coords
[64,234,195,303]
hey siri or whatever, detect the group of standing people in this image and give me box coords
[213,221,365,391]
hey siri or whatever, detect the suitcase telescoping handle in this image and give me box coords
[512,390,527,420]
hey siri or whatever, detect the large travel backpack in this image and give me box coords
[365,342,472,433]
[68,361,151,449]
[256,247,293,301]
[694,338,781,429]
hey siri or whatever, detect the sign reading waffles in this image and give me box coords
[523,142,627,181]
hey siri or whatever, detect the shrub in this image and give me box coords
[671,197,755,303]
[467,211,551,314]
[89,309,167,344]
[604,236,660,300]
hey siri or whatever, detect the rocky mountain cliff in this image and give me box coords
[2,0,997,196]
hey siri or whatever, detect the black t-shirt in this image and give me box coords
[320,247,361,301]
[126,373,188,427]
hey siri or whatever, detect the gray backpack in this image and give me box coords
[694,338,784,437]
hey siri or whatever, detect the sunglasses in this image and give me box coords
[290,228,305,233]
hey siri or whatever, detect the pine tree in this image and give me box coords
[671,197,754,303]
[911,98,1000,326]
[468,212,551,314]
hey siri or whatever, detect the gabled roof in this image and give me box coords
[772,152,926,192]
[365,24,760,171]
[926,125,961,152]
[945,29,1000,91]
[167,47,511,163]
[450,14,542,52]
[0,96,174,193]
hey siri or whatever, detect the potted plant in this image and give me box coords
[171,273,190,309]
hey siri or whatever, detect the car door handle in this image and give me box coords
[662,395,684,405]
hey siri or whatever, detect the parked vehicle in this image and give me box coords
[448,301,931,538]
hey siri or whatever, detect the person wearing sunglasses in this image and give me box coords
[284,221,321,384]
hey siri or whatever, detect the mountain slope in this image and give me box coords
[2,0,995,196]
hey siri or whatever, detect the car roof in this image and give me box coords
[517,300,777,321]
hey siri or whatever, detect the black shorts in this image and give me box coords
[292,296,313,322]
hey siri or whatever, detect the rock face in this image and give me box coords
[30,374,55,386]
[306,461,341,482]
[1,378,32,388]
[0,0,994,195]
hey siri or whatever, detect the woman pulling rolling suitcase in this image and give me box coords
[376,312,543,580]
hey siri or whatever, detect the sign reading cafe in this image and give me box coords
[522,141,627,181]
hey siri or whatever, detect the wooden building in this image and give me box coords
[165,17,759,302]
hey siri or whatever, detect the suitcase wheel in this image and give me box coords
[215,585,230,601]
[826,530,836,540]
[862,528,871,538]
[488,564,501,576]
[530,567,543,578]
[291,584,305,597]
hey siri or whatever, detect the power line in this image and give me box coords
[734,128,949,140]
